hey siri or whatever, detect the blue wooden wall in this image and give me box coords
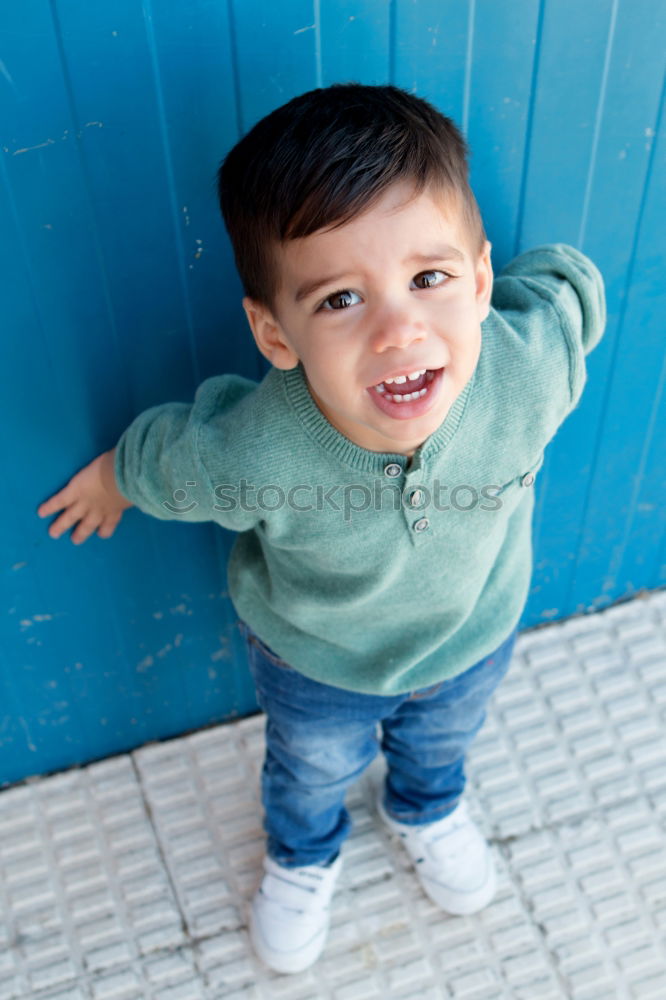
[2,0,664,785]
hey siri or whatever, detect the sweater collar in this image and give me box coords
[280,362,474,475]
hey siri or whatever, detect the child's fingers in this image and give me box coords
[71,513,102,546]
[37,486,73,518]
[44,503,86,540]
[97,513,122,539]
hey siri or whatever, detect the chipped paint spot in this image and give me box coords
[0,59,14,85]
[153,611,164,619]
[10,121,102,158]
[136,655,154,672]
[174,634,184,647]
[12,562,27,571]
[211,635,231,661]
[293,23,314,34]
[18,717,36,752]
[13,139,56,155]
[156,644,173,658]
[21,614,57,629]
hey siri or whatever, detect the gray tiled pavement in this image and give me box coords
[1,591,666,999]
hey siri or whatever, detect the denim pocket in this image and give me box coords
[238,620,293,671]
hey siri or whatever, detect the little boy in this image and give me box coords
[38,83,606,974]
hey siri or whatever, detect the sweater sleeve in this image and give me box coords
[496,243,606,411]
[113,374,261,530]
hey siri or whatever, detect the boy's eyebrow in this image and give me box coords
[295,272,350,304]
[407,245,466,267]
[294,244,465,303]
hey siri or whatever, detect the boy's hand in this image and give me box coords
[37,448,134,545]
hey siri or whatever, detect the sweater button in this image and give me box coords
[409,489,425,507]
[521,472,535,487]
[413,517,429,533]
[384,463,402,478]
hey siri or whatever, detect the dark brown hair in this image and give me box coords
[217,83,486,310]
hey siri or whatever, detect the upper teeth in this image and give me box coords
[383,370,426,384]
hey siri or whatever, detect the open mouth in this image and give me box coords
[367,367,445,418]
[371,368,435,401]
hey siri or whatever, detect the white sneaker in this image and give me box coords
[249,853,343,973]
[377,795,496,915]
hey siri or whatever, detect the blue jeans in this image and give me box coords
[238,621,517,869]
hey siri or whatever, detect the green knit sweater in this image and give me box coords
[115,244,606,695]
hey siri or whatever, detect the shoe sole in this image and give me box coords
[249,897,331,974]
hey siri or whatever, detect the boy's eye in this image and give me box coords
[411,270,449,289]
[320,289,361,311]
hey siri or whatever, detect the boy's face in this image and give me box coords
[243,181,493,457]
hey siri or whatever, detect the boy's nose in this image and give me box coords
[369,308,428,353]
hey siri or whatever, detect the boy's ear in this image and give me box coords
[475,240,494,322]
[242,297,300,370]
